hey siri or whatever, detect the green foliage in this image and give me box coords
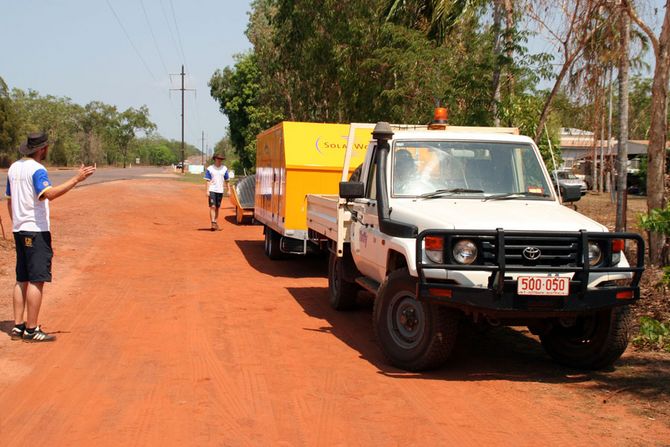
[6,86,161,167]
[210,0,567,173]
[0,76,21,167]
[633,316,670,352]
[638,204,670,236]
[106,105,156,168]
[209,52,281,172]
[498,92,561,166]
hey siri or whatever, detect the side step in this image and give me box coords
[355,277,380,295]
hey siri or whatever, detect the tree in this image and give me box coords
[0,76,21,167]
[384,0,476,41]
[626,0,670,265]
[616,8,630,232]
[527,0,609,143]
[78,101,116,165]
[209,52,280,171]
[107,106,156,168]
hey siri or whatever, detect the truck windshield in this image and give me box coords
[392,141,552,199]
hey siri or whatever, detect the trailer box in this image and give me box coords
[255,121,372,250]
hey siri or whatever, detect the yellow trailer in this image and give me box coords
[255,121,372,258]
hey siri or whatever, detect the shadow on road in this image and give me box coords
[286,286,670,404]
[0,320,14,338]
[235,240,328,279]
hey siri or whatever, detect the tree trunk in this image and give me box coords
[646,6,670,265]
[615,11,630,233]
[491,0,503,126]
[534,63,571,143]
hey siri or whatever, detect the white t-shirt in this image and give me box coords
[5,158,53,232]
[204,165,229,193]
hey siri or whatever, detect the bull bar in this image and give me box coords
[415,229,645,317]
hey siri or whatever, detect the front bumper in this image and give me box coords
[416,229,645,318]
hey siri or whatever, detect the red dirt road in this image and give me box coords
[0,179,669,446]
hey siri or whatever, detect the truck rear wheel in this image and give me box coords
[373,268,459,371]
[264,227,282,260]
[328,253,358,310]
[540,306,631,370]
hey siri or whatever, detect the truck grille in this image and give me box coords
[479,235,581,267]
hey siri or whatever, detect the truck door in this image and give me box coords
[350,148,385,282]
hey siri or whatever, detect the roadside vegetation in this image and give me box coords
[0,78,200,168]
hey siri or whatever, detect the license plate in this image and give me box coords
[517,276,569,296]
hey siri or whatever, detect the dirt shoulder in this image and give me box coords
[0,181,668,446]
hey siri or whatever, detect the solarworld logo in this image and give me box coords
[315,136,366,155]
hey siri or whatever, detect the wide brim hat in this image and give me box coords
[19,132,50,155]
[212,152,225,160]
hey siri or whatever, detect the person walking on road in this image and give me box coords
[204,153,230,231]
[5,132,96,342]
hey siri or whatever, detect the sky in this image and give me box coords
[1,0,253,152]
[1,1,664,152]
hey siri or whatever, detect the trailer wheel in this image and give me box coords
[264,227,282,260]
[373,268,459,371]
[540,306,631,370]
[328,253,358,310]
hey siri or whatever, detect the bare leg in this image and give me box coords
[13,282,27,325]
[210,207,217,223]
[214,207,220,222]
[25,282,45,328]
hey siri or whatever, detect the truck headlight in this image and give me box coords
[588,242,603,266]
[453,240,477,265]
[425,236,444,264]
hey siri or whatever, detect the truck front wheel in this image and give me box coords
[540,306,631,370]
[328,253,358,310]
[373,269,459,371]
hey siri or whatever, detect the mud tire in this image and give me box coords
[264,227,282,260]
[373,268,459,371]
[328,253,358,310]
[540,306,631,370]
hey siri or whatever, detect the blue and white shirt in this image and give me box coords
[5,158,53,232]
[204,165,229,194]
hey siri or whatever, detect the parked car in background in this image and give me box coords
[552,170,588,196]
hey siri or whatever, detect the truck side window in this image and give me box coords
[349,164,362,182]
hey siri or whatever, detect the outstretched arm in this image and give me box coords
[41,164,96,202]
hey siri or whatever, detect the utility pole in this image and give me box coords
[170,64,195,174]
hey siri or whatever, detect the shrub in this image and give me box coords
[633,316,670,352]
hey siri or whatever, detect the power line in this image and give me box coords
[169,0,188,68]
[140,0,170,76]
[159,0,182,66]
[105,0,157,82]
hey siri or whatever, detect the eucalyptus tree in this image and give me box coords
[527,0,610,143]
[0,76,21,166]
[625,0,670,265]
[107,106,156,168]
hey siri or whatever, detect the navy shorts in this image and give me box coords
[208,192,223,208]
[14,231,53,283]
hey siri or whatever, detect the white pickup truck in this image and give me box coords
[306,121,644,371]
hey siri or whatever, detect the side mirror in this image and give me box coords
[560,184,582,203]
[339,181,365,200]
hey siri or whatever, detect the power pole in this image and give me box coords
[170,64,195,174]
